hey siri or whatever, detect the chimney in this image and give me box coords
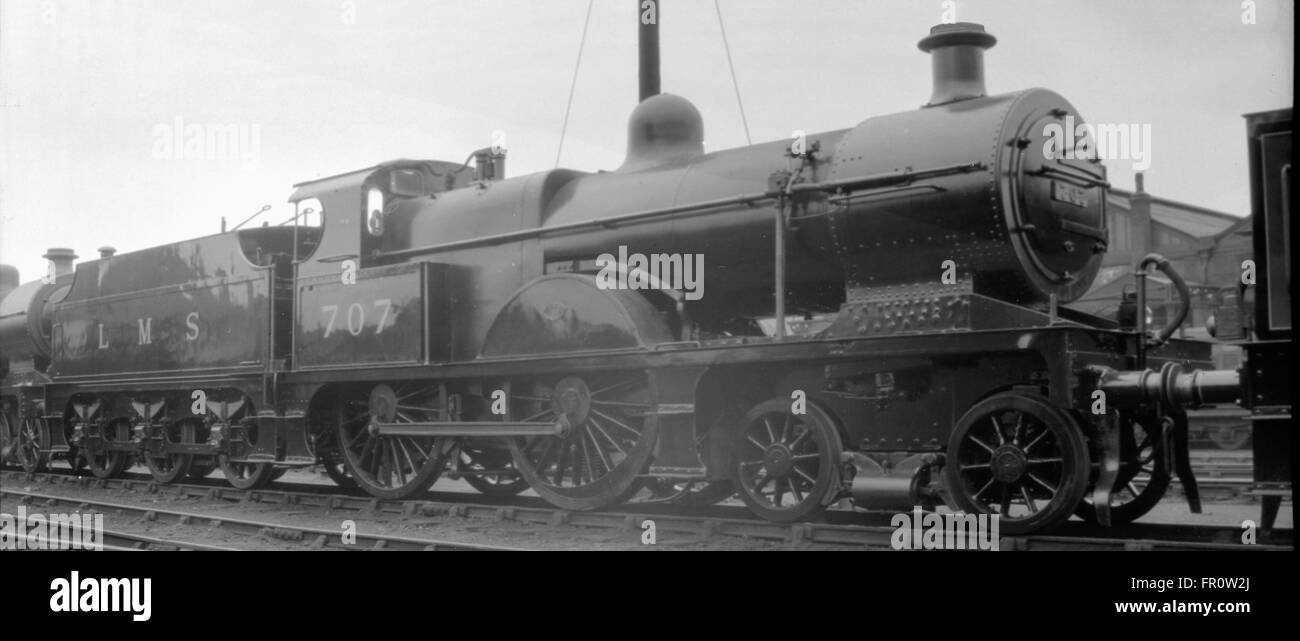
[918,22,997,106]
[98,246,117,259]
[1130,173,1152,269]
[43,247,78,278]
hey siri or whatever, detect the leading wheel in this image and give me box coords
[1076,414,1170,525]
[16,415,50,474]
[730,399,843,523]
[87,419,132,479]
[460,444,528,497]
[337,383,448,500]
[943,392,1090,535]
[506,372,658,511]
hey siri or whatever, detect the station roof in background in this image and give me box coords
[1107,188,1245,238]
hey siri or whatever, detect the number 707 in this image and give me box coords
[321,299,393,337]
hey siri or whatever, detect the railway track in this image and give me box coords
[3,469,1289,551]
[0,484,528,551]
[12,524,241,551]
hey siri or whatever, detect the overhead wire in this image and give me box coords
[714,0,752,145]
[555,0,596,168]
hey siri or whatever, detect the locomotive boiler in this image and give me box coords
[1,17,1282,535]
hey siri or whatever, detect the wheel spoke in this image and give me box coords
[1020,486,1038,512]
[571,440,586,486]
[553,441,569,486]
[534,439,559,472]
[587,417,627,456]
[406,438,431,461]
[589,408,640,438]
[579,430,600,481]
[589,399,649,410]
[974,478,996,500]
[590,379,636,396]
[390,441,408,486]
[584,424,614,473]
[396,438,420,473]
[792,466,817,485]
[1023,428,1050,454]
[787,429,810,450]
[968,434,996,455]
[1026,472,1057,495]
[762,417,777,445]
[991,415,1006,445]
[357,435,376,466]
[1027,457,1062,465]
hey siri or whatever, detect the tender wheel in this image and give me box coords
[219,457,277,490]
[730,399,843,523]
[217,411,277,490]
[16,415,50,474]
[1077,414,1170,525]
[337,383,448,499]
[145,419,197,483]
[460,444,528,497]
[943,392,1090,535]
[506,372,658,511]
[87,419,132,479]
[0,406,18,467]
[187,456,218,479]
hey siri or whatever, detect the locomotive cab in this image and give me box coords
[289,159,472,280]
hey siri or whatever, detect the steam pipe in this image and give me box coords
[1139,253,1191,346]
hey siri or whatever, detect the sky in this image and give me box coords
[0,0,1293,282]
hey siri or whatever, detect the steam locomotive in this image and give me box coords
[1,19,1290,535]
